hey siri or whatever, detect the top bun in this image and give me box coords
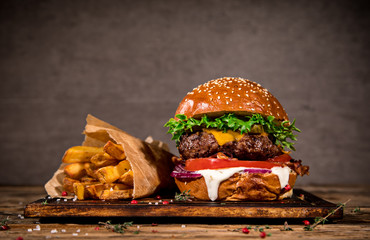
[175,77,289,121]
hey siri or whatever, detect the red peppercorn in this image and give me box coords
[155,195,161,200]
[242,227,250,234]
[130,200,138,204]
[260,231,266,238]
[162,201,169,205]
[16,237,23,240]
[152,230,158,233]
[94,227,100,230]
[1,225,9,230]
[62,191,68,196]
[303,220,310,226]
[284,184,291,191]
[151,223,158,226]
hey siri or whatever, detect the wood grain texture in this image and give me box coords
[24,189,342,219]
[1,186,369,239]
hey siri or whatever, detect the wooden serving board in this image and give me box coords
[24,189,342,220]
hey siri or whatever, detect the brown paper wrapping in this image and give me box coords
[45,114,175,199]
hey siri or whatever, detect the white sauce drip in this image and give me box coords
[196,166,291,201]
[271,166,291,188]
[196,167,246,201]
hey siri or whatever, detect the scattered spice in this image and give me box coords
[227,228,242,232]
[242,227,250,234]
[304,199,350,231]
[152,230,158,233]
[352,207,361,213]
[130,200,138,204]
[16,237,23,240]
[280,221,293,231]
[0,217,10,231]
[230,225,271,237]
[41,199,48,205]
[302,220,310,226]
[151,223,158,226]
[162,201,169,205]
[94,227,100,230]
[99,220,133,234]
[175,190,193,201]
[284,184,291,191]
[62,191,68,196]
[155,195,161,200]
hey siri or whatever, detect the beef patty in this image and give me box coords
[178,131,282,160]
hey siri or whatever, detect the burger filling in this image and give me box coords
[178,129,282,160]
[165,113,300,161]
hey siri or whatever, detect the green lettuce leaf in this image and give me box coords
[164,113,300,151]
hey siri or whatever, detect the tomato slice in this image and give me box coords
[185,158,283,171]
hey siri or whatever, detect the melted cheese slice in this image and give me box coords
[203,129,245,146]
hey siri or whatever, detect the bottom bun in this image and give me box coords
[175,171,297,201]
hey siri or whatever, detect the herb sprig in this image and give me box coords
[164,113,300,151]
[304,199,350,231]
[175,190,193,201]
[0,217,10,230]
[99,220,134,234]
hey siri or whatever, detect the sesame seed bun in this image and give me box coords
[175,77,289,121]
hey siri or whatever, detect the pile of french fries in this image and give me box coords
[62,141,134,200]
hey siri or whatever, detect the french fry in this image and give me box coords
[84,162,98,179]
[62,146,104,163]
[109,183,132,190]
[64,163,86,179]
[103,141,126,160]
[63,177,80,193]
[90,152,119,168]
[80,176,97,183]
[115,159,131,173]
[85,183,132,199]
[85,184,105,199]
[118,170,134,186]
[73,182,89,200]
[100,189,133,200]
[95,160,131,183]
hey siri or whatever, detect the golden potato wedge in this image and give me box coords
[95,160,131,183]
[90,152,119,168]
[115,159,131,173]
[103,141,126,160]
[85,184,106,199]
[85,183,132,199]
[84,162,98,179]
[100,189,133,200]
[109,183,132,190]
[80,176,97,183]
[73,182,89,200]
[95,166,117,183]
[64,163,86,179]
[63,177,80,193]
[62,146,104,163]
[118,170,134,186]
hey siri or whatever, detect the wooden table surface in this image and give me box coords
[0,185,369,239]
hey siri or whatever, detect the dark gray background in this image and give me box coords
[1,0,369,186]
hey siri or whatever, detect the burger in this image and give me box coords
[164,77,309,201]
